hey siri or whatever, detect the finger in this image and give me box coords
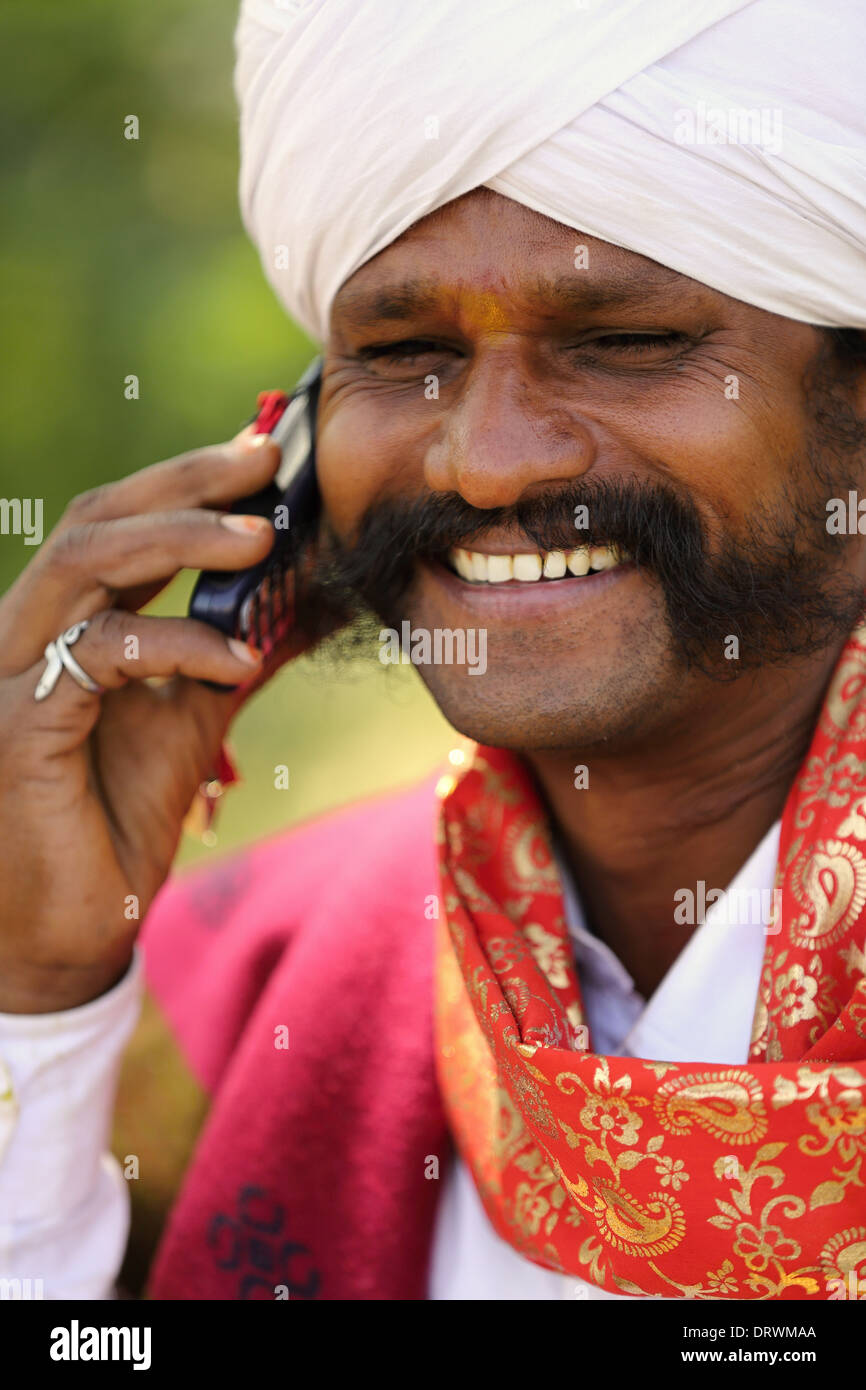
[18,610,262,730]
[0,509,275,672]
[0,429,281,658]
[51,427,281,535]
[197,558,346,720]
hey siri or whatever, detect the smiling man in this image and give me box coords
[1,0,865,1305]
[314,193,866,1006]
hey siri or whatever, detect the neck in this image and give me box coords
[522,649,842,997]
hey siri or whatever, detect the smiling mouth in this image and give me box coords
[447,544,630,584]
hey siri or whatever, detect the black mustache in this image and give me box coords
[334,476,704,580]
[297,471,865,678]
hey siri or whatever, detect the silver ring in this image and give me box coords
[34,621,105,702]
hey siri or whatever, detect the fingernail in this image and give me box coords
[220,513,271,534]
[233,425,275,452]
[227,638,262,665]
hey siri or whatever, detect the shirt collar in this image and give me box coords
[554,818,782,1064]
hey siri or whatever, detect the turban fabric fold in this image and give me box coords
[235,0,866,344]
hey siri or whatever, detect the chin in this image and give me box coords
[415,658,685,754]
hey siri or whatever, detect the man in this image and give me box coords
[1,0,865,1302]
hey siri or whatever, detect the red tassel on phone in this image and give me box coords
[254,390,290,436]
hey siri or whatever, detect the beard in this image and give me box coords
[292,373,866,681]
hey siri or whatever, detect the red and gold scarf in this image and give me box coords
[435,627,866,1300]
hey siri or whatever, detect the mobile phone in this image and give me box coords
[188,355,322,671]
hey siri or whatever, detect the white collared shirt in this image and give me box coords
[0,819,781,1300]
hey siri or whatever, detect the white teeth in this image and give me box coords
[487,554,514,583]
[566,547,590,576]
[589,544,617,571]
[453,548,475,581]
[513,553,543,582]
[449,544,627,583]
[543,550,567,579]
[471,551,489,582]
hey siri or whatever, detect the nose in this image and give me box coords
[423,352,596,509]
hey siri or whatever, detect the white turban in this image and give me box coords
[234,0,866,344]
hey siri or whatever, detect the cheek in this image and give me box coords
[613,373,808,527]
[316,395,429,537]
[315,411,389,537]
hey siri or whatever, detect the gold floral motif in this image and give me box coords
[524,922,572,989]
[486,934,528,973]
[798,752,866,815]
[578,1091,644,1148]
[733,1220,802,1274]
[774,962,820,1028]
[838,793,866,841]
[708,1147,820,1297]
[706,1260,738,1293]
[761,946,842,1055]
[499,1054,559,1140]
[771,1062,864,1107]
[655,1154,690,1191]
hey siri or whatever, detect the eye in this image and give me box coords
[358,339,453,367]
[576,331,689,358]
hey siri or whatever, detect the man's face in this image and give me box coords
[314,188,866,751]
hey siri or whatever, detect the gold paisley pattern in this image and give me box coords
[435,630,866,1299]
[819,1226,866,1286]
[789,839,866,950]
[503,820,562,897]
[653,1072,768,1145]
[590,1182,686,1258]
[824,644,866,742]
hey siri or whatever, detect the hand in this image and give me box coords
[0,427,308,1012]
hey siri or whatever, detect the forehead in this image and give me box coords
[330,187,697,328]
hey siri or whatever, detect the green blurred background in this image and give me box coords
[0,0,456,869]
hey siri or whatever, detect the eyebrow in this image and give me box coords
[332,265,693,329]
